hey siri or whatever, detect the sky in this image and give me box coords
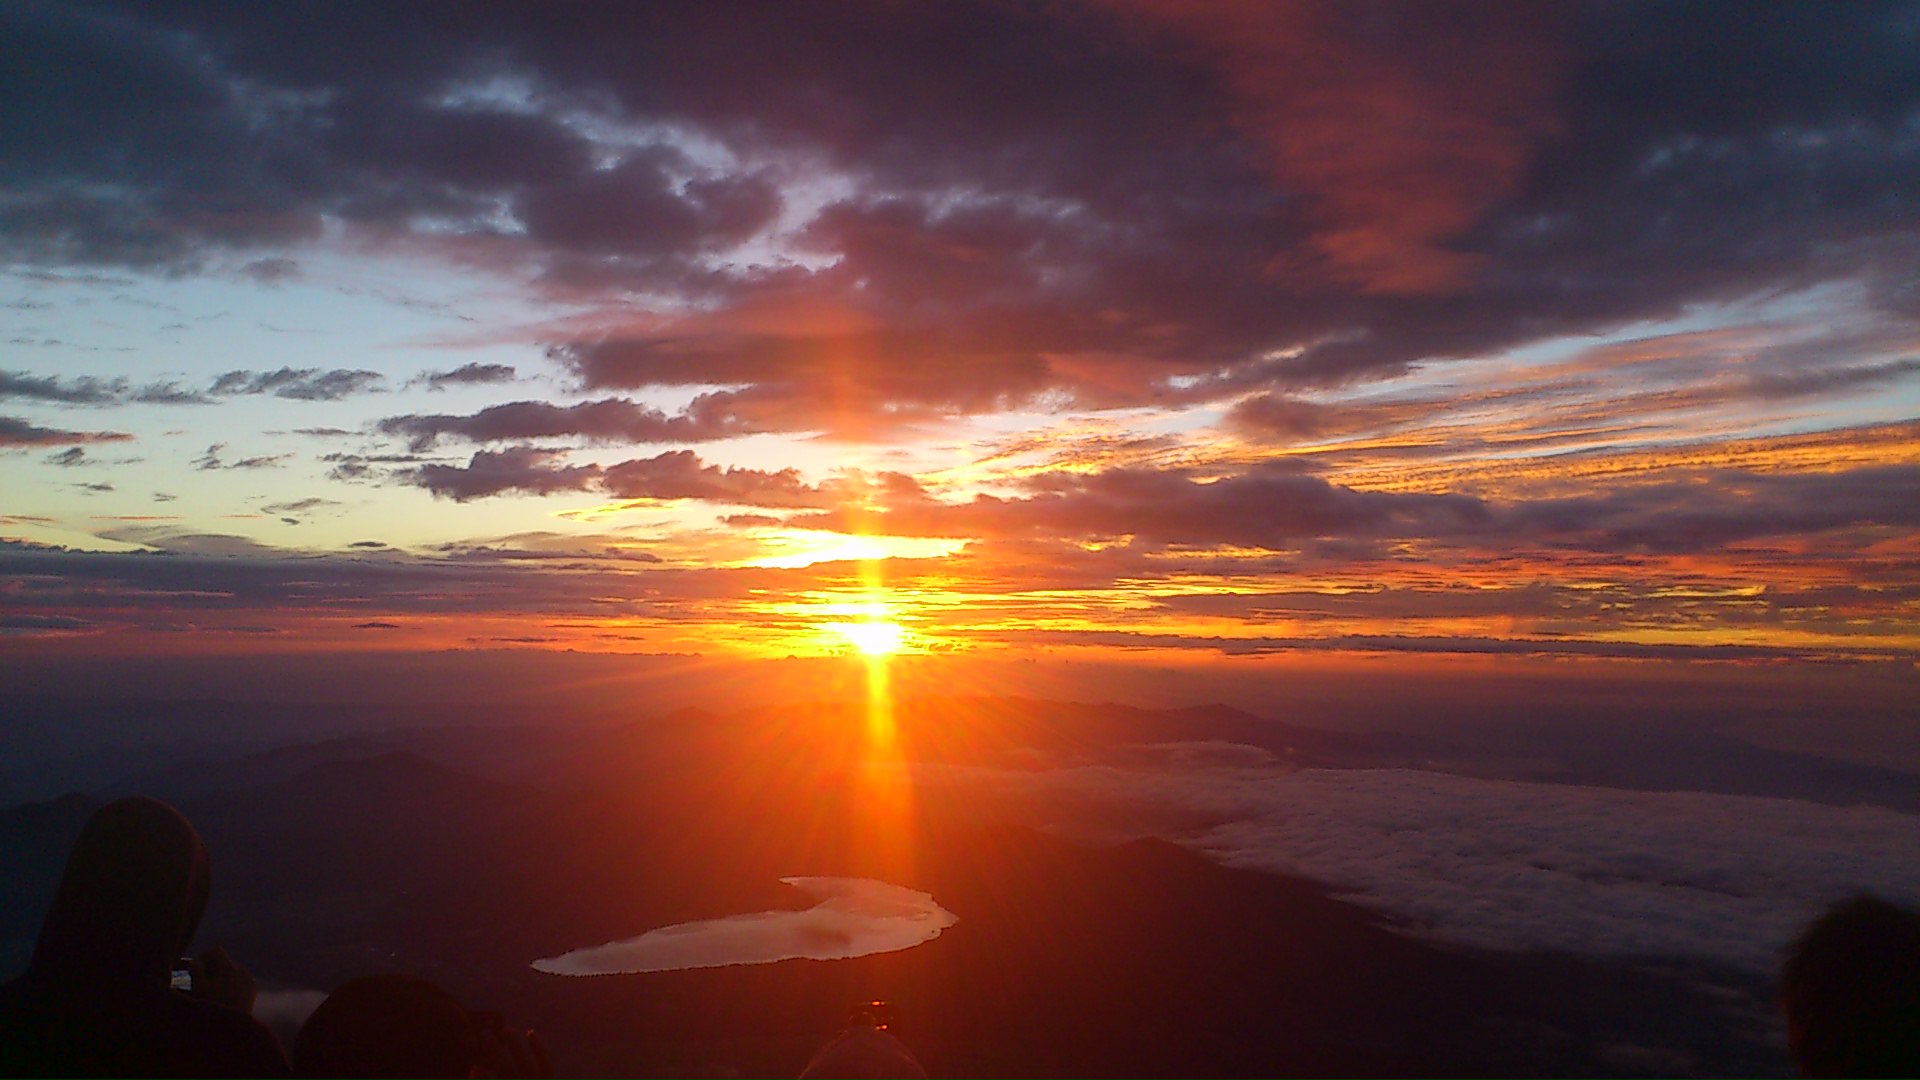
[4,1,1919,689]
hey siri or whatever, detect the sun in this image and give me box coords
[832,620,907,656]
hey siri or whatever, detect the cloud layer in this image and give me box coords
[5,1,1917,426]
[952,750,1920,973]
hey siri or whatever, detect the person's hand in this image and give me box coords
[472,1016,552,1079]
[187,946,256,1014]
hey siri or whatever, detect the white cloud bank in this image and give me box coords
[532,877,958,976]
[941,745,1920,973]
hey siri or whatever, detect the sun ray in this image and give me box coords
[845,547,916,884]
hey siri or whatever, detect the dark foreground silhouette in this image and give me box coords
[1780,895,1920,1078]
[0,797,287,1077]
[3,792,1916,1077]
[294,972,550,1078]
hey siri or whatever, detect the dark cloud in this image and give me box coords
[999,627,1905,663]
[1224,393,1429,440]
[0,535,685,629]
[1106,1,1567,296]
[238,256,301,283]
[411,362,518,391]
[782,461,1487,550]
[0,370,122,404]
[400,446,841,506]
[191,443,291,470]
[404,446,601,501]
[1202,318,1920,470]
[209,367,386,401]
[261,497,339,515]
[0,369,212,407]
[130,381,215,405]
[516,145,781,258]
[599,450,831,507]
[553,325,1062,440]
[377,397,730,451]
[1520,464,1920,555]
[1740,357,1920,401]
[89,525,284,557]
[321,450,436,482]
[431,539,662,564]
[1,1,1911,430]
[0,416,132,446]
[45,446,90,467]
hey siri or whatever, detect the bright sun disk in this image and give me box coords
[832,621,906,656]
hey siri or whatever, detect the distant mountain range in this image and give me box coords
[14,692,1904,814]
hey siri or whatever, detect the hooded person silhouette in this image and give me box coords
[0,797,288,1077]
[1781,895,1920,1078]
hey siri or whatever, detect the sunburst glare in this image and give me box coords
[833,620,907,656]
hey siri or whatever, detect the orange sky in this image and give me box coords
[2,3,1917,697]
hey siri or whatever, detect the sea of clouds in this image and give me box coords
[935,742,1920,974]
[531,877,958,976]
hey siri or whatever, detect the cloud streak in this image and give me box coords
[410,362,518,391]
[0,416,132,446]
[400,447,843,506]
[209,368,385,401]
